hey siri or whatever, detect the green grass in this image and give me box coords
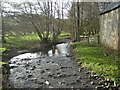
[59,32,71,39]
[0,48,8,66]
[3,34,40,51]
[0,48,6,53]
[73,42,119,84]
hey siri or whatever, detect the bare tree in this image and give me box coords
[68,2,111,43]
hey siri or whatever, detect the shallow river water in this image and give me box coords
[8,43,111,89]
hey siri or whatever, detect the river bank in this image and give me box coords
[73,42,120,87]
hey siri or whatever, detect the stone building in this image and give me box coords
[100,2,120,51]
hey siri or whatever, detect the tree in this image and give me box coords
[68,2,111,43]
[2,0,66,43]
[0,0,2,43]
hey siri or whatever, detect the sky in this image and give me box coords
[7,0,73,3]
[6,0,120,2]
[2,0,73,19]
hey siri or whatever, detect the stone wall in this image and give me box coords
[100,8,119,51]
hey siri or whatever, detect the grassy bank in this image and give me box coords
[3,32,70,51]
[73,42,119,84]
[3,34,40,51]
[2,34,41,61]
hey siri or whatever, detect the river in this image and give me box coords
[8,42,108,89]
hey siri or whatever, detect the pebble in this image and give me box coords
[38,81,44,84]
[85,71,91,74]
[81,83,86,85]
[49,86,53,88]
[77,76,81,79]
[30,67,34,70]
[27,74,33,78]
[41,70,45,74]
[9,65,18,69]
[45,80,50,85]
[78,68,82,72]
[31,78,37,81]
[90,81,94,85]
[71,86,74,88]
[48,74,53,77]
[26,70,30,73]
[38,63,40,65]
[46,68,50,71]
[95,86,104,89]
[70,81,76,84]
[77,62,82,65]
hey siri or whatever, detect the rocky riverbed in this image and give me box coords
[7,43,120,89]
[9,55,97,88]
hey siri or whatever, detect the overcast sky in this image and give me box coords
[7,0,73,3]
[2,0,119,18]
[7,0,119,2]
[2,0,73,19]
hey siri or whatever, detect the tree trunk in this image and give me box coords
[2,17,6,43]
[76,1,80,41]
[97,34,100,44]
